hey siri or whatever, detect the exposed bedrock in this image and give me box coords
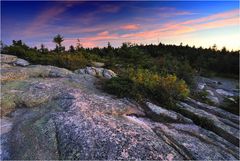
[1,54,239,160]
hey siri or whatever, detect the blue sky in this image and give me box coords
[1,1,239,50]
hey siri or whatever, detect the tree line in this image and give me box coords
[1,34,239,109]
[1,34,239,79]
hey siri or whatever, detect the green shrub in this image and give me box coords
[157,55,196,87]
[56,53,89,70]
[3,43,90,70]
[104,68,190,106]
[103,77,140,98]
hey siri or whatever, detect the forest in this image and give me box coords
[1,34,239,110]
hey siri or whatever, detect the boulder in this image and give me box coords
[74,67,117,79]
[103,68,117,79]
[14,58,30,66]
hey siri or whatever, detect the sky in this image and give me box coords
[1,1,240,50]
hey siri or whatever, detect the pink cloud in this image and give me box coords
[57,9,239,49]
[24,8,239,50]
[63,38,96,48]
[81,42,97,48]
[121,24,140,30]
[98,31,109,36]
[193,17,238,31]
[84,34,118,42]
[182,9,239,25]
[63,32,119,48]
[120,9,239,41]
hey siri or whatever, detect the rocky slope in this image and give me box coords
[0,54,239,160]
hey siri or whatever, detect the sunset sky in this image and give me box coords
[1,1,240,50]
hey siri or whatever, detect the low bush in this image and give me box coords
[3,43,90,70]
[156,55,196,87]
[103,77,139,98]
[104,68,190,106]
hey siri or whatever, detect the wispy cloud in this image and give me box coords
[182,9,239,25]
[119,9,238,41]
[69,9,239,48]
[4,1,238,50]
[64,38,97,48]
[120,24,140,30]
[22,2,122,39]
[22,2,73,37]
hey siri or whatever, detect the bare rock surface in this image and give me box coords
[196,76,239,105]
[74,66,117,79]
[216,89,234,97]
[177,102,239,146]
[0,54,239,160]
[153,123,239,160]
[186,97,239,124]
[146,102,193,123]
[1,54,30,67]
[1,54,18,64]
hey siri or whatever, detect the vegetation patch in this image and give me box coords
[1,36,239,107]
[104,68,189,107]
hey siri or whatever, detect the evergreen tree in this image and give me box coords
[53,34,64,53]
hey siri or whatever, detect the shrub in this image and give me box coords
[157,55,196,87]
[3,43,89,70]
[56,53,89,70]
[104,68,190,106]
[103,77,140,98]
